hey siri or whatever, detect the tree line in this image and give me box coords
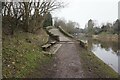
[53,18,120,36]
[2,0,64,35]
[84,19,120,36]
[54,18,80,35]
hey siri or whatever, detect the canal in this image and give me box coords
[78,37,119,74]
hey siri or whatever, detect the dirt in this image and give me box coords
[28,39,86,78]
[52,42,85,78]
[27,28,86,78]
[27,28,118,78]
[27,28,119,78]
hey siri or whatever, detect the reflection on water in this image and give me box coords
[86,39,119,73]
[92,44,118,72]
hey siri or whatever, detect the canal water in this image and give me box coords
[81,38,119,73]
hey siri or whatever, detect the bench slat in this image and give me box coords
[42,44,51,48]
[50,41,56,44]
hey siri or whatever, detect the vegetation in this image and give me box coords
[90,20,120,41]
[2,1,64,34]
[90,39,119,55]
[84,19,120,36]
[87,19,94,36]
[54,18,81,35]
[53,17,120,42]
[1,0,119,78]
[2,30,49,78]
[78,46,118,78]
[58,26,74,38]
[2,0,65,78]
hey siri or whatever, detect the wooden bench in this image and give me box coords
[79,40,88,49]
[50,41,57,45]
[52,35,59,41]
[41,44,51,51]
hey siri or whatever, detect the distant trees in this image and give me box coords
[54,18,67,28]
[84,19,120,36]
[54,18,120,36]
[54,18,67,30]
[86,19,94,36]
[113,19,120,34]
[2,0,64,34]
[54,18,80,34]
[100,20,120,34]
[101,25,108,32]
[100,23,112,33]
[93,27,101,35]
[67,21,77,34]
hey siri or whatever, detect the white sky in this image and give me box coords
[52,0,119,29]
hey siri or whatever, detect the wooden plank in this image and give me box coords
[79,40,88,49]
[42,44,52,51]
[42,44,51,48]
[50,41,56,45]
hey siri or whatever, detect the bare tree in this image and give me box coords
[2,0,65,33]
[32,0,65,32]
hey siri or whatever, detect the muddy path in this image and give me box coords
[28,28,85,78]
[27,27,118,78]
[28,40,85,78]
[51,41,85,78]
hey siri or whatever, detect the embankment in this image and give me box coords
[92,34,119,42]
[77,45,118,78]
[2,29,53,78]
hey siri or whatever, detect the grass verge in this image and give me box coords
[2,30,50,78]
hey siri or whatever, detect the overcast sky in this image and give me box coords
[52,0,119,29]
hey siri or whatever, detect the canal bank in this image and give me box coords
[90,39,119,72]
[92,34,119,42]
[77,43,119,78]
[76,34,119,74]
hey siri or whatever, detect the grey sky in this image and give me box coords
[52,0,119,29]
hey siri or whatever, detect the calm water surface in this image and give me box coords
[82,38,119,73]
